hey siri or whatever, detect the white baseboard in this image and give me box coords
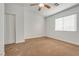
[16,39,25,44]
[46,35,79,46]
[5,35,79,46]
[5,40,24,45]
[0,52,4,56]
[0,47,4,56]
[4,41,15,45]
[24,35,45,39]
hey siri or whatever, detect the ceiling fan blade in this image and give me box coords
[44,4,51,9]
[30,3,39,6]
[38,7,41,11]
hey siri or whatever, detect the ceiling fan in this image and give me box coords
[30,3,60,11]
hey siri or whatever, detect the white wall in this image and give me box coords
[0,3,4,56]
[46,5,79,45]
[5,4,24,44]
[5,3,45,44]
[24,5,45,39]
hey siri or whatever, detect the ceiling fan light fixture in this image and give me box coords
[54,3,60,6]
[30,3,60,11]
[38,3,44,7]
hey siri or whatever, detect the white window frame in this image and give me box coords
[55,14,77,31]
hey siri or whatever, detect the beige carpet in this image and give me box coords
[5,37,79,56]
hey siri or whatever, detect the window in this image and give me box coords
[55,14,77,31]
[55,18,63,31]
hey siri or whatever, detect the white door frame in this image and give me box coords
[5,13,16,44]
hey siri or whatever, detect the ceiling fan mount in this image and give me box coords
[30,3,60,11]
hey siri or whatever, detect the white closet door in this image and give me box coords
[5,14,16,44]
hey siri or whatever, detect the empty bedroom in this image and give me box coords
[4,3,79,56]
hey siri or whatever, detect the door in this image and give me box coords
[5,14,16,44]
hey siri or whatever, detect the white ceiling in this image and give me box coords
[5,3,78,17]
[24,3,78,17]
[39,3,78,17]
